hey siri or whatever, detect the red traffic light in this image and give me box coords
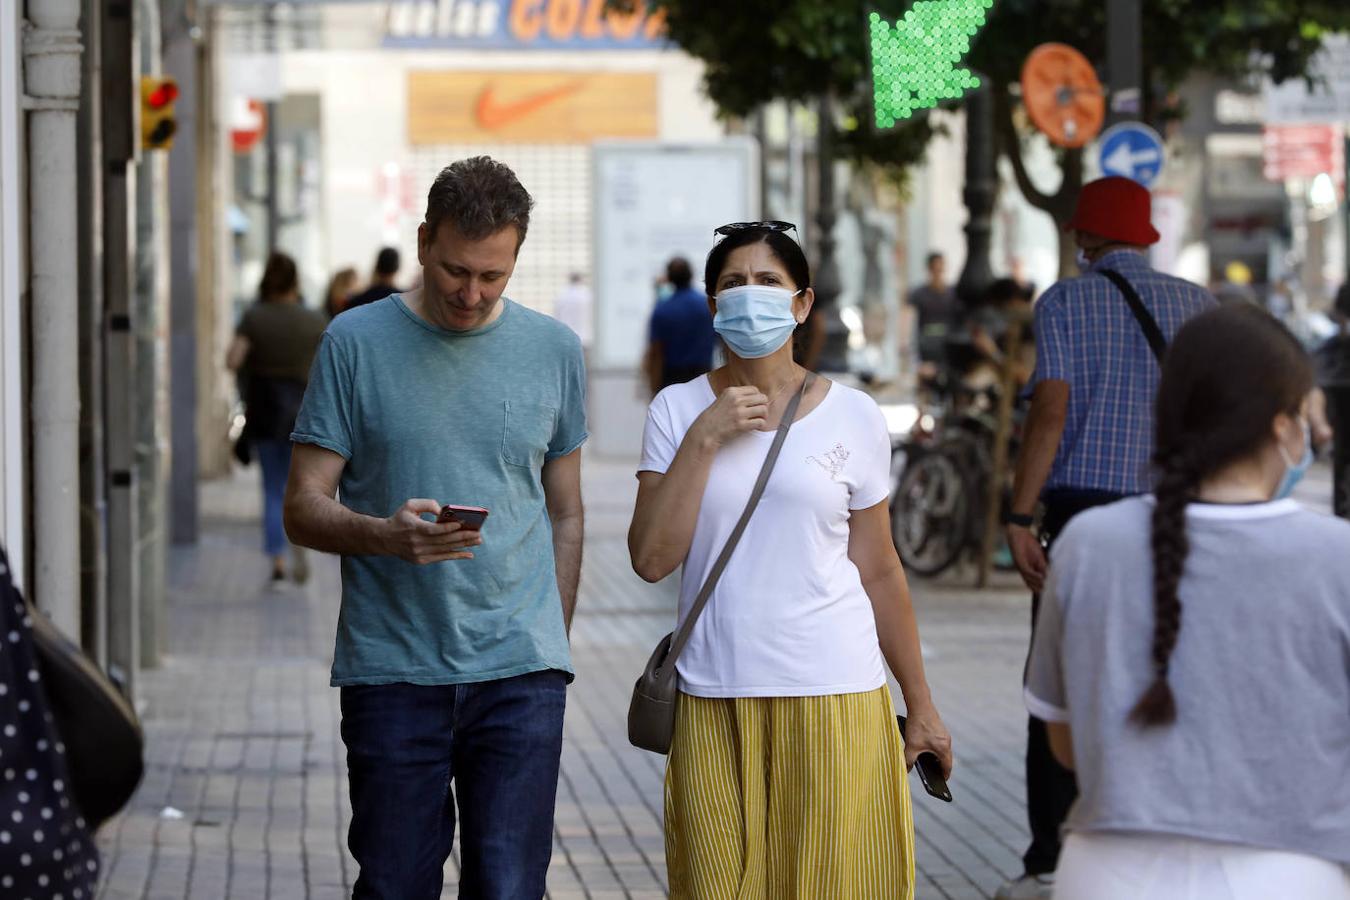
[140,77,180,149]
[147,81,179,109]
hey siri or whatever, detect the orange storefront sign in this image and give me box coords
[506,0,665,43]
[408,71,658,144]
[383,0,667,50]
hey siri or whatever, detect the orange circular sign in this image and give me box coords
[1020,43,1105,148]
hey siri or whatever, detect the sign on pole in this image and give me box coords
[1264,34,1350,125]
[1262,125,1345,185]
[1097,122,1165,187]
[1020,43,1105,148]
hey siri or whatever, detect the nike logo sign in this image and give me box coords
[474,82,584,131]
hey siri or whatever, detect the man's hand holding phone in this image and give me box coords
[383,499,484,565]
[436,504,490,531]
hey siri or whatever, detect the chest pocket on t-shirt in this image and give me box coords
[501,400,557,469]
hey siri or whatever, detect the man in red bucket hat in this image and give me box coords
[995,176,1216,900]
[1064,174,1161,247]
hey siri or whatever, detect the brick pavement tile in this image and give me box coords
[98,460,1036,899]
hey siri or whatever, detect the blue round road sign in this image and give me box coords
[1098,123,1165,188]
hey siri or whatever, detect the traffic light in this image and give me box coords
[140,76,179,150]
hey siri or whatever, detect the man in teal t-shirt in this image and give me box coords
[286,156,586,900]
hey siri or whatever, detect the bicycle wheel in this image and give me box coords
[891,450,969,577]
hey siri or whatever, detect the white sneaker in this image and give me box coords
[994,873,1055,900]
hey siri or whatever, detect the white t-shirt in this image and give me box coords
[638,375,892,697]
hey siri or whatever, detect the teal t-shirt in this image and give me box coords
[292,295,588,686]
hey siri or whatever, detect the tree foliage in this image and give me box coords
[618,0,1350,211]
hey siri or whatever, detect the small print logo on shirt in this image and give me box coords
[807,443,850,480]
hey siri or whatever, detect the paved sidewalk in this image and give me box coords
[93,456,1052,899]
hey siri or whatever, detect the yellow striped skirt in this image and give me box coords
[664,685,915,900]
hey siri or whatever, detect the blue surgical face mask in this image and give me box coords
[713,285,803,359]
[1274,419,1313,501]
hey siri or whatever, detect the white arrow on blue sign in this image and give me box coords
[1097,122,1165,188]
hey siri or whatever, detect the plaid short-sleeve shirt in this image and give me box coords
[1033,251,1216,495]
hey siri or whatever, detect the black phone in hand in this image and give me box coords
[897,715,953,802]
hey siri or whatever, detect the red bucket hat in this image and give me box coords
[1066,176,1161,246]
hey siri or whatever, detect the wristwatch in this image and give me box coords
[1003,511,1035,528]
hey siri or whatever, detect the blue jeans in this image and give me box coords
[255,439,291,557]
[340,671,568,900]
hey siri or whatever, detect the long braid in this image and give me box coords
[1130,450,1193,726]
[1130,305,1317,728]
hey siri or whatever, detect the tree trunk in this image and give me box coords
[1058,230,1079,279]
[1054,147,1086,278]
[995,82,1085,280]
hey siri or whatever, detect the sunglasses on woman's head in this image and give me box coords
[713,220,799,240]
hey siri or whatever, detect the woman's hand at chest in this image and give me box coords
[692,385,770,446]
[627,386,768,584]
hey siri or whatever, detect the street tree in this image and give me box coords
[619,0,1350,272]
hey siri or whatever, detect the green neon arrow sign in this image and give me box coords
[869,1,994,128]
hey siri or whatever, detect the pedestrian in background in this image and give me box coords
[642,256,716,395]
[552,271,593,353]
[629,221,951,899]
[1025,305,1350,899]
[964,276,1035,393]
[905,250,961,370]
[284,156,586,900]
[1210,260,1260,307]
[324,266,359,319]
[999,176,1216,900]
[343,246,402,311]
[1317,282,1350,518]
[226,251,326,584]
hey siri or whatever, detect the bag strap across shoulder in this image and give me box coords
[1099,268,1167,363]
[658,372,816,680]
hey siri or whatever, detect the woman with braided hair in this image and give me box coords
[1024,304,1350,899]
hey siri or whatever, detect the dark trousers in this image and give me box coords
[1021,489,1125,876]
[1328,386,1350,519]
[340,671,568,900]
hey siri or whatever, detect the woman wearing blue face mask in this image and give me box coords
[1025,304,1350,900]
[628,222,952,899]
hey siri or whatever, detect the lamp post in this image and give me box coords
[264,2,279,252]
[1107,0,1142,125]
[813,93,849,371]
[956,83,996,307]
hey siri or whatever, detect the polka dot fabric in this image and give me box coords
[0,547,99,897]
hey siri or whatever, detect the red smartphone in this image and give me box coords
[437,504,490,531]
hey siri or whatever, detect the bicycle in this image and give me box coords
[891,374,1017,578]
